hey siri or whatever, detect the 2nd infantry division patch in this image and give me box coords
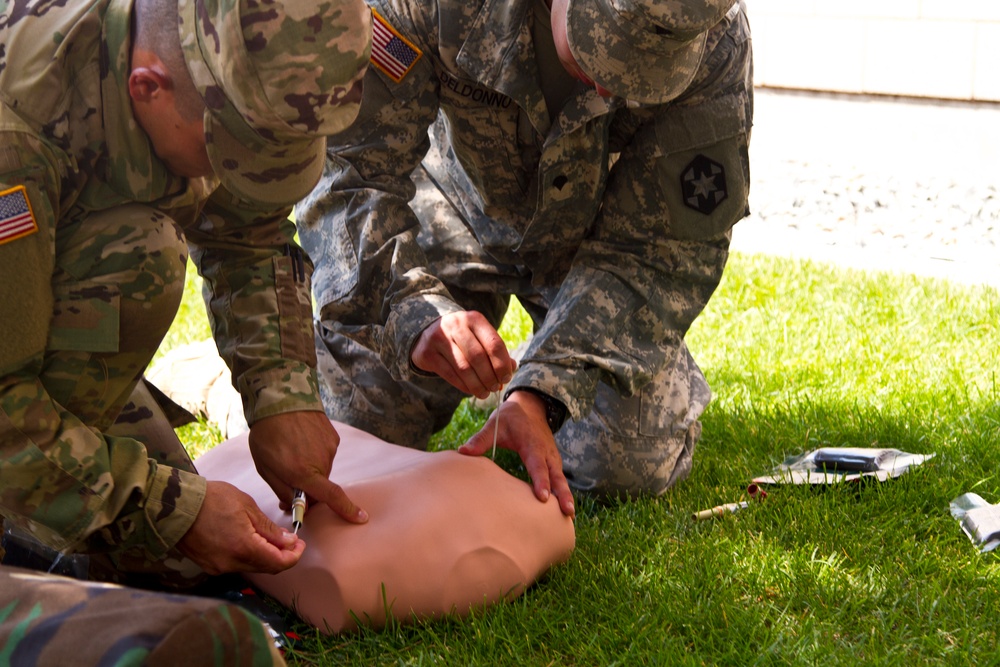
[370,9,422,83]
[0,185,38,246]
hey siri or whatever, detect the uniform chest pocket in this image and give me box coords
[436,74,527,203]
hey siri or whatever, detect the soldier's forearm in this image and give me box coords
[0,376,204,557]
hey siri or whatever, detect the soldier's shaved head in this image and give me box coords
[132,0,204,122]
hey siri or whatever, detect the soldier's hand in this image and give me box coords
[459,392,576,518]
[411,311,516,399]
[248,411,368,525]
[177,480,304,575]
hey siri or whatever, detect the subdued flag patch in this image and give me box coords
[0,185,38,246]
[370,9,422,83]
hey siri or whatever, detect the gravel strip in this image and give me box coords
[732,89,1000,288]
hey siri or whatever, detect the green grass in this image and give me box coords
[163,253,1000,665]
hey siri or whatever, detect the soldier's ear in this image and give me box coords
[127,66,170,103]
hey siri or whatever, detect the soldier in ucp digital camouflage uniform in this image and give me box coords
[297,0,752,517]
[0,0,370,660]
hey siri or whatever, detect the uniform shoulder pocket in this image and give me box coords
[48,281,121,353]
[650,93,751,241]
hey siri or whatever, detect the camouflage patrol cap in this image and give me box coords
[177,0,372,206]
[565,0,735,105]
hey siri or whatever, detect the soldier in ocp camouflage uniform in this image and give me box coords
[0,0,370,660]
[297,0,752,517]
[0,565,286,666]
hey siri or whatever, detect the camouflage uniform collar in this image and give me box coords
[100,0,198,202]
[556,91,622,136]
[455,0,544,125]
[455,0,617,137]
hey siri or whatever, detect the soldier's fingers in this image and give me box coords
[444,352,494,399]
[457,421,494,457]
[436,313,505,397]
[519,435,573,513]
[230,493,302,572]
[412,330,490,398]
[248,505,299,549]
[429,349,480,396]
[439,339,492,399]
[465,315,515,386]
[238,532,304,574]
[523,451,553,504]
[308,476,369,524]
[548,462,576,518]
[442,315,508,394]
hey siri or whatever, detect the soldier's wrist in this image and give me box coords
[507,387,567,434]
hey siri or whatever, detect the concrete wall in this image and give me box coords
[749,0,1000,102]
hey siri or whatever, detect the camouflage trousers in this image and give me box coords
[4,204,206,588]
[315,169,711,499]
[0,565,285,666]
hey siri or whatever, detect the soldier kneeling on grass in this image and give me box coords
[295,0,753,517]
[0,0,370,661]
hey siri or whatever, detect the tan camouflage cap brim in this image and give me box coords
[566,0,735,105]
[201,101,328,208]
[178,0,372,206]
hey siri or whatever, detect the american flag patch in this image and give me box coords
[0,186,38,246]
[370,9,422,83]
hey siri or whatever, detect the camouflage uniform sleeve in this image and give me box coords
[511,7,753,421]
[187,187,326,423]
[296,1,463,382]
[0,118,205,558]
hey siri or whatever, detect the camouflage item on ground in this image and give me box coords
[298,0,752,495]
[0,565,286,666]
[0,0,337,566]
